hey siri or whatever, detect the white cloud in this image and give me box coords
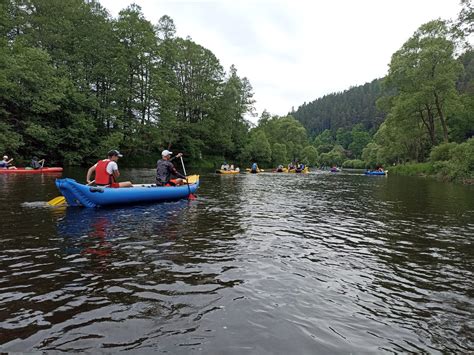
[100,0,462,121]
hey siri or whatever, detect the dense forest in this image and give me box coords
[0,0,254,166]
[0,0,472,182]
[291,79,385,137]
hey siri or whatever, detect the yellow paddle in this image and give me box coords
[48,196,66,206]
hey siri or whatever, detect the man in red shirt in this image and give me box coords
[86,150,132,188]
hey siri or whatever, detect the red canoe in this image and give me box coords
[0,167,63,174]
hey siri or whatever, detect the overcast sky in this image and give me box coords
[100,0,461,120]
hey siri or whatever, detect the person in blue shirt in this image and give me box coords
[251,162,258,173]
[0,155,16,169]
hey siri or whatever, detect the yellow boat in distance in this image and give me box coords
[274,167,310,174]
[216,169,240,174]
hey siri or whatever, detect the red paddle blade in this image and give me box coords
[188,193,197,200]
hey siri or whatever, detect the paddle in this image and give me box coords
[180,155,196,200]
[47,180,94,206]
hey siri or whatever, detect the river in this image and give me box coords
[0,168,473,353]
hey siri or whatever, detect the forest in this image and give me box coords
[0,0,472,182]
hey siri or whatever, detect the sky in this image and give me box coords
[99,0,462,120]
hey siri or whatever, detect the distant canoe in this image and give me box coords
[364,171,387,176]
[216,169,240,174]
[274,167,309,174]
[0,167,63,174]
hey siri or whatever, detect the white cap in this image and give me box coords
[161,150,173,157]
[3,155,8,159]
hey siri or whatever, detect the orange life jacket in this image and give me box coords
[95,159,115,185]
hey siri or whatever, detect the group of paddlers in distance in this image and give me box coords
[216,161,308,174]
[0,155,45,170]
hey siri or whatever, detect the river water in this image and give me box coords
[0,168,473,353]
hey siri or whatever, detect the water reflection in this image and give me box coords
[0,169,473,352]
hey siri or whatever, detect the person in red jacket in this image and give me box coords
[86,150,132,188]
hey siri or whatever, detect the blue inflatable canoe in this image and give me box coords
[55,176,199,208]
[364,171,387,176]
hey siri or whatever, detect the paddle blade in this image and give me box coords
[188,193,197,200]
[185,175,199,184]
[48,196,66,206]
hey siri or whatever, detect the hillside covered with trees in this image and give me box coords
[291,79,386,137]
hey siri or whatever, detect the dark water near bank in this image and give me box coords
[0,168,473,353]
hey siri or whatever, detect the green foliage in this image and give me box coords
[336,128,352,149]
[389,163,436,176]
[240,129,271,166]
[382,20,462,147]
[362,142,383,168]
[319,145,346,167]
[292,79,385,137]
[342,159,366,169]
[0,1,255,166]
[348,124,372,158]
[271,143,288,166]
[390,139,474,183]
[313,129,334,153]
[0,121,23,155]
[429,142,458,162]
[300,145,319,166]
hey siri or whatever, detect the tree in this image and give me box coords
[301,145,319,166]
[271,143,288,165]
[313,129,335,153]
[240,129,271,165]
[348,124,372,158]
[383,20,463,145]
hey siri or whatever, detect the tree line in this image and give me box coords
[0,0,254,167]
[288,1,473,181]
[1,0,472,181]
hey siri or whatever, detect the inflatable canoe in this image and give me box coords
[0,167,63,174]
[274,167,309,174]
[364,171,387,176]
[55,175,199,208]
[216,169,240,174]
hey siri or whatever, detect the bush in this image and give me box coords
[429,142,457,162]
[389,162,435,176]
[342,159,366,168]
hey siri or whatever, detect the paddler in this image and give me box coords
[156,150,186,186]
[86,150,132,188]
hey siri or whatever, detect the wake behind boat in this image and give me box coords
[56,175,199,208]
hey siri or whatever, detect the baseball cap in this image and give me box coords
[3,155,8,159]
[108,149,123,157]
[161,150,173,157]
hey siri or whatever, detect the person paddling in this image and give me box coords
[30,156,45,170]
[156,150,186,186]
[0,155,16,169]
[250,162,259,173]
[86,150,132,188]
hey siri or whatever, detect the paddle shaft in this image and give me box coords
[180,156,195,199]
[179,156,187,176]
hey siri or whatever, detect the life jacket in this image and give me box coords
[95,159,115,185]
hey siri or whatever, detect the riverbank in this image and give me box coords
[389,162,474,185]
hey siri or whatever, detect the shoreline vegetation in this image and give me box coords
[1,1,472,184]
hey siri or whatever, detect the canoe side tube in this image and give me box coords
[56,178,199,208]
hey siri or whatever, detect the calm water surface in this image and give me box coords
[0,168,473,353]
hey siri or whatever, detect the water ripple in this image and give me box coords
[0,171,473,352]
